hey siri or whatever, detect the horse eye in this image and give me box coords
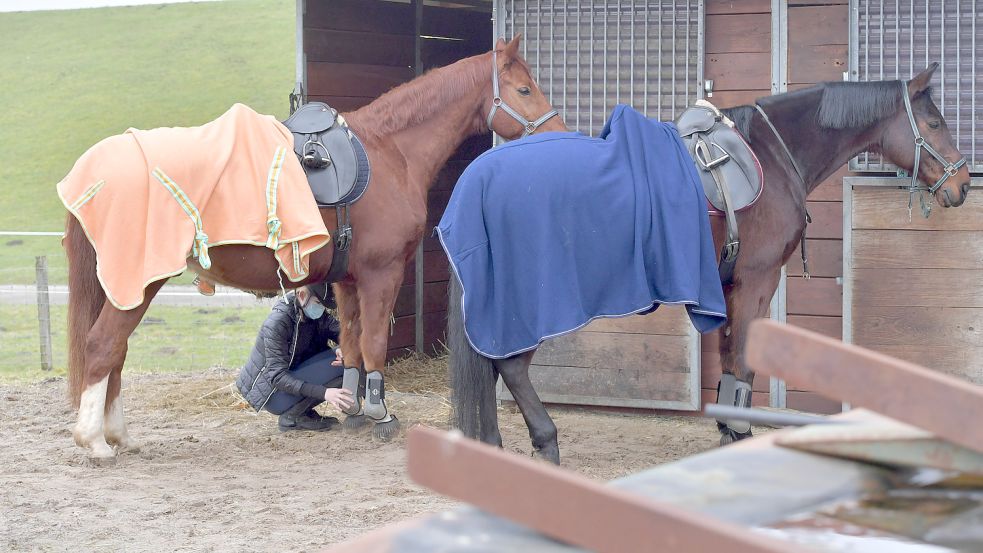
[928,120,941,129]
[518,86,531,96]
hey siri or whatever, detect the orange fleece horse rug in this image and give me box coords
[57,103,330,309]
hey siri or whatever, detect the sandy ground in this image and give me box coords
[0,369,720,552]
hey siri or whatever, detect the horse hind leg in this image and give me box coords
[74,280,165,461]
[494,351,559,464]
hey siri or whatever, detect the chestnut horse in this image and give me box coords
[449,63,970,464]
[64,35,565,460]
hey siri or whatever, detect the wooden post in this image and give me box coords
[35,256,53,371]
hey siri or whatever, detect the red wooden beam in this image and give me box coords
[746,319,983,454]
[406,426,806,553]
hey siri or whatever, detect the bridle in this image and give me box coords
[900,80,967,218]
[486,50,559,139]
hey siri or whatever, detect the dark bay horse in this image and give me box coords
[449,63,970,464]
[64,35,565,460]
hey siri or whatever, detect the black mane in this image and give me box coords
[815,80,904,129]
[722,105,755,140]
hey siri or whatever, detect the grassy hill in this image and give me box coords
[0,0,295,285]
[0,0,295,232]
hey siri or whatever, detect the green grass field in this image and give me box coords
[0,1,297,381]
[0,0,295,232]
[1,302,273,382]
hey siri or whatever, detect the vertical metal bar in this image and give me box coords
[909,0,914,84]
[894,0,899,79]
[685,0,691,111]
[628,0,635,106]
[878,0,883,81]
[548,1,554,99]
[955,0,960,144]
[563,0,567,114]
[643,0,648,113]
[969,2,978,168]
[616,0,621,106]
[658,0,663,117]
[589,2,594,132]
[295,0,306,103]
[697,0,705,103]
[603,0,608,124]
[940,0,945,115]
[413,0,424,353]
[36,256,52,372]
[577,0,582,131]
[862,0,869,168]
[769,0,788,409]
[671,0,676,120]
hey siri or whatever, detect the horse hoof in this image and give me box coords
[532,448,560,465]
[342,414,370,432]
[87,444,118,466]
[116,442,142,454]
[719,429,753,447]
[372,416,401,442]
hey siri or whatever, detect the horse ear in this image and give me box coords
[908,62,938,97]
[494,37,507,51]
[503,34,522,60]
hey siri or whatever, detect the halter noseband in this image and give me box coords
[901,80,967,218]
[486,51,559,138]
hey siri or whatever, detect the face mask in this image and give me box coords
[302,300,325,320]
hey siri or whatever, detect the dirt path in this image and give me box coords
[0,370,719,552]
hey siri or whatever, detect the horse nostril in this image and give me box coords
[962,182,970,196]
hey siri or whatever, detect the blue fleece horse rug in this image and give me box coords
[437,104,727,359]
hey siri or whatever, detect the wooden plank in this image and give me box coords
[852,187,983,231]
[788,44,848,85]
[700,388,771,408]
[308,94,376,112]
[712,90,768,109]
[421,5,491,40]
[787,5,848,48]
[852,305,983,349]
[706,0,770,15]
[787,315,842,340]
[804,200,843,239]
[807,164,850,202]
[787,238,842,278]
[394,281,448,316]
[304,28,415,66]
[706,14,770,54]
[579,305,690,336]
[533,332,690,373]
[786,276,841,317]
[405,426,797,553]
[705,53,771,91]
[851,230,983,269]
[852,344,983,386]
[789,0,848,5]
[746,319,983,454]
[306,63,414,98]
[786,391,841,414]
[389,310,446,350]
[852,268,983,308]
[305,0,413,35]
[525,364,694,406]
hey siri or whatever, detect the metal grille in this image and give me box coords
[851,0,981,173]
[497,0,704,136]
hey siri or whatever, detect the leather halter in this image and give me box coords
[486,51,559,138]
[901,80,967,217]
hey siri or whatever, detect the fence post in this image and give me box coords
[36,256,53,371]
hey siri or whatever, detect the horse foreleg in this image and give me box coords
[354,268,403,440]
[716,269,783,445]
[333,281,362,368]
[494,351,559,464]
[75,279,165,461]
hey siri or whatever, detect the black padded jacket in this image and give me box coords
[235,293,341,411]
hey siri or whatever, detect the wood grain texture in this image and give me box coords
[706,0,770,15]
[788,44,848,84]
[306,62,414,98]
[852,188,983,231]
[705,53,771,91]
[787,5,848,47]
[851,268,983,308]
[706,14,770,54]
[304,28,415,66]
[787,276,842,317]
[579,306,690,336]
[851,230,983,269]
[852,305,983,349]
[787,238,842,278]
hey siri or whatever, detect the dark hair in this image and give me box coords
[308,282,335,308]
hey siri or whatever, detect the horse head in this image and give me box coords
[484,35,567,140]
[881,63,970,208]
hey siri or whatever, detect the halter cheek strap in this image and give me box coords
[901,80,967,218]
[486,51,559,139]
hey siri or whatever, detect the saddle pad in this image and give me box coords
[437,104,727,359]
[56,103,331,309]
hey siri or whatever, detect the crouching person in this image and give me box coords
[236,283,354,431]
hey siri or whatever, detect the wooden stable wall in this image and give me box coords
[703,0,847,413]
[847,180,983,386]
[302,0,491,360]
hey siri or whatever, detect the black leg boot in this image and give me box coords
[278,397,339,432]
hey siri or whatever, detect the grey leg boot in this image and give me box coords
[278,397,339,432]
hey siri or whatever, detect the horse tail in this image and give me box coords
[65,214,104,408]
[448,272,497,439]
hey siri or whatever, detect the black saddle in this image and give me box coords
[676,100,763,284]
[282,101,371,282]
[282,101,370,207]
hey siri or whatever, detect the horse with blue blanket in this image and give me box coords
[444,64,969,463]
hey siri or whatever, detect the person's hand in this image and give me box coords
[324,387,354,411]
[331,348,344,367]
